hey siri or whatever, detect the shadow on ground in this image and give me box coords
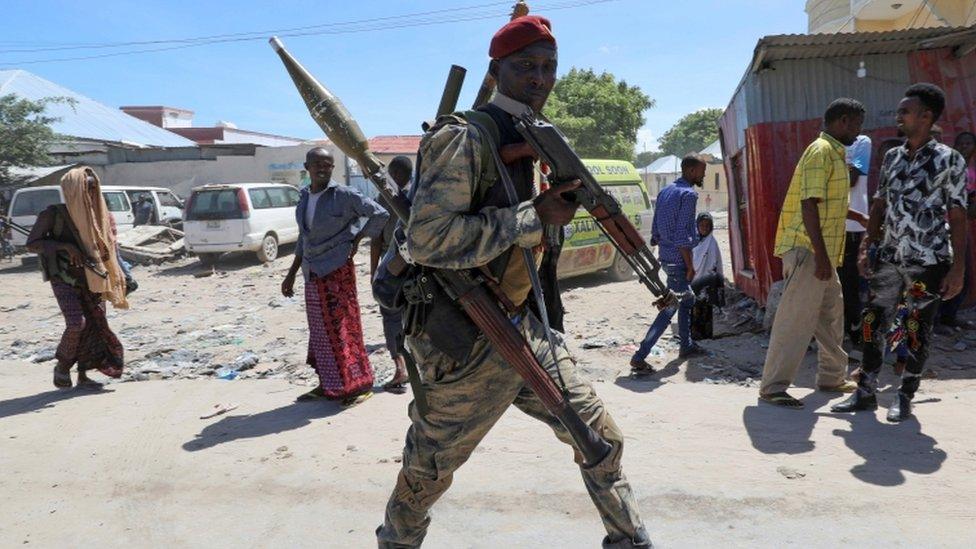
[741,392,833,455]
[0,387,115,420]
[826,398,947,486]
[156,244,296,277]
[182,400,343,451]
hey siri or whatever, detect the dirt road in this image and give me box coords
[2,228,976,547]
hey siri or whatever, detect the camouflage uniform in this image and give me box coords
[376,114,649,547]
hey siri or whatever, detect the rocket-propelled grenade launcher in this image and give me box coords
[268,36,612,468]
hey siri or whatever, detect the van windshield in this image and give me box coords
[11,189,61,217]
[187,189,243,220]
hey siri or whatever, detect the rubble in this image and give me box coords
[117,225,186,265]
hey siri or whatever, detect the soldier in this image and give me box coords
[376,15,651,548]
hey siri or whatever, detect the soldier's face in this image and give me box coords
[494,42,557,113]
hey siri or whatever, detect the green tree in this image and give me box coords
[0,94,68,185]
[634,150,665,168]
[658,108,723,157]
[544,68,654,160]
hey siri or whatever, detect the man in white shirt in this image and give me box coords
[840,135,871,344]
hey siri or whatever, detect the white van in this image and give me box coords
[183,183,300,264]
[114,186,185,227]
[6,185,137,247]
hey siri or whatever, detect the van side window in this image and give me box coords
[286,188,300,206]
[248,189,272,209]
[11,189,61,216]
[102,192,130,212]
[265,188,291,208]
[158,192,182,208]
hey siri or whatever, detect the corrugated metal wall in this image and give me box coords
[747,54,911,129]
[720,46,976,304]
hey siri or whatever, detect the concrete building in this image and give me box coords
[639,155,681,201]
[121,106,307,147]
[698,140,729,213]
[807,0,976,34]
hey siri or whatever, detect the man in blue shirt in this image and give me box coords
[281,147,388,406]
[631,155,707,374]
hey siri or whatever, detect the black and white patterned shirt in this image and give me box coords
[875,138,968,266]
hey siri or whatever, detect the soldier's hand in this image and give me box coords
[533,180,581,226]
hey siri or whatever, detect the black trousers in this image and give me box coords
[838,231,864,341]
[859,261,948,397]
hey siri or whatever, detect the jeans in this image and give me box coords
[633,262,694,361]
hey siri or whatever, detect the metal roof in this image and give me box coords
[641,154,681,175]
[368,135,422,154]
[0,70,195,148]
[749,25,976,73]
[699,139,722,160]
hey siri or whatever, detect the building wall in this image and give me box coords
[93,144,346,198]
[699,160,729,213]
[807,0,976,34]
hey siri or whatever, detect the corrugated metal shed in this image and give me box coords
[719,24,976,305]
[0,70,195,148]
[640,154,681,175]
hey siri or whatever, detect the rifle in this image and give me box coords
[269,37,612,468]
[493,96,682,308]
[3,217,109,279]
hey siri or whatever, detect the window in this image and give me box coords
[102,192,130,212]
[158,192,182,208]
[187,189,243,220]
[714,172,720,191]
[248,188,272,209]
[265,187,291,208]
[11,189,61,216]
[286,188,300,206]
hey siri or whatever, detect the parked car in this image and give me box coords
[115,186,185,227]
[558,159,654,281]
[183,183,300,264]
[6,185,136,247]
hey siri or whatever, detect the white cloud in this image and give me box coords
[597,45,618,54]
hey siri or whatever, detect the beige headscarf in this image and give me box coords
[60,167,129,309]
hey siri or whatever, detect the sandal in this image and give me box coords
[383,382,407,395]
[759,391,804,409]
[53,366,72,389]
[340,391,373,408]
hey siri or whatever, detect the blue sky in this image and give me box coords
[1,0,806,153]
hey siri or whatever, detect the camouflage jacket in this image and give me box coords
[406,120,542,271]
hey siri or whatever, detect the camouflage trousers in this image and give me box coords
[376,311,646,547]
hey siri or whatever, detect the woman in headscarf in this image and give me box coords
[689,212,725,340]
[26,167,128,389]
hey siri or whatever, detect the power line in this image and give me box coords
[0,0,616,68]
[0,1,514,54]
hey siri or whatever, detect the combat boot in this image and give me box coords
[886,392,913,422]
[830,390,878,413]
[603,526,653,548]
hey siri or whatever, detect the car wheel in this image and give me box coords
[256,234,279,263]
[607,252,634,281]
[198,252,221,267]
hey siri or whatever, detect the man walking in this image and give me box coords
[630,155,707,374]
[759,99,866,408]
[832,84,968,422]
[376,15,651,548]
[281,147,388,407]
[370,155,412,393]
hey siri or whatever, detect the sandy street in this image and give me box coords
[2,227,976,548]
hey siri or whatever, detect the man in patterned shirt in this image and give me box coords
[759,98,866,409]
[629,155,707,375]
[832,83,968,422]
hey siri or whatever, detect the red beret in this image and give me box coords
[489,15,556,59]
